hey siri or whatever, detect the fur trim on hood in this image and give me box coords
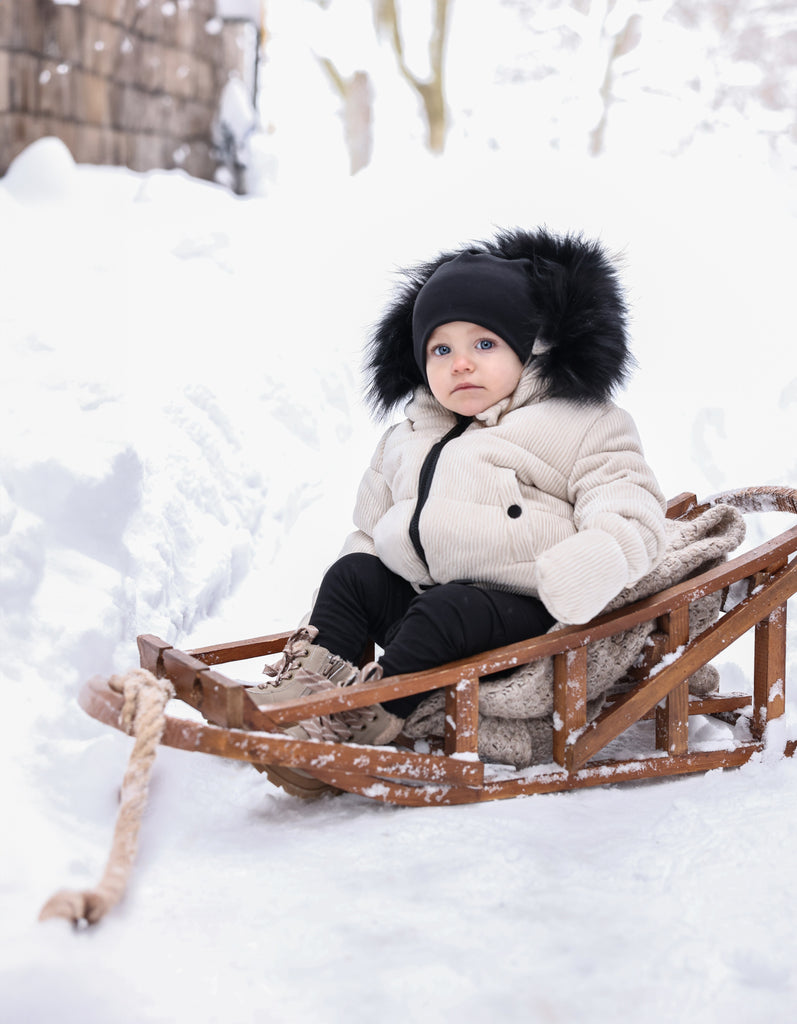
[364,228,632,418]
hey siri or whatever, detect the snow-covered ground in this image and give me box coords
[2,46,797,1024]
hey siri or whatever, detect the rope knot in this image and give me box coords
[109,667,174,736]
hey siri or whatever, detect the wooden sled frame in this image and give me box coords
[80,487,797,806]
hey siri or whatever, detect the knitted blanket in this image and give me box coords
[403,503,747,768]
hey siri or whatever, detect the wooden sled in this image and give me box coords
[80,487,797,807]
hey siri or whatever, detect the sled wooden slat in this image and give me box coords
[79,486,797,805]
[685,693,750,716]
[161,647,249,732]
[752,602,787,739]
[444,670,480,756]
[605,691,751,721]
[253,661,494,724]
[655,605,690,755]
[602,692,749,724]
[656,682,689,756]
[552,647,588,770]
[665,492,700,519]
[477,743,797,802]
[311,772,484,806]
[187,632,293,665]
[291,741,797,807]
[137,633,172,675]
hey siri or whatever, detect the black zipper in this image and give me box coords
[409,416,472,570]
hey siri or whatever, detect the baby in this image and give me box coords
[250,228,667,795]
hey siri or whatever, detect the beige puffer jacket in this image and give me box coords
[341,367,667,625]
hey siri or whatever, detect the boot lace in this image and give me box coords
[299,663,383,742]
[256,625,319,689]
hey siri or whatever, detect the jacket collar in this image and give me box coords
[475,366,543,426]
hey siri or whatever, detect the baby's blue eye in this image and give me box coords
[430,344,450,357]
[476,338,495,350]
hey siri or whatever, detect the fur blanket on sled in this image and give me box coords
[402,502,747,768]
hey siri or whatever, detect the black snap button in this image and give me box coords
[507,504,522,518]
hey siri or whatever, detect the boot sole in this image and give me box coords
[253,762,342,800]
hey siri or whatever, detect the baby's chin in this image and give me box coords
[444,399,489,416]
[437,389,510,416]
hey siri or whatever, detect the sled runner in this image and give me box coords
[80,487,797,807]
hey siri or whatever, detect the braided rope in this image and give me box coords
[39,668,174,927]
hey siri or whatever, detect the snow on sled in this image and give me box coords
[81,486,797,807]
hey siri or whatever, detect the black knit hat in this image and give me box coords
[411,252,535,376]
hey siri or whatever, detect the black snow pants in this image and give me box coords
[309,552,555,718]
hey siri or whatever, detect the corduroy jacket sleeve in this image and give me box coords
[338,424,398,559]
[534,405,667,624]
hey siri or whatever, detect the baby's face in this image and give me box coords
[425,321,523,416]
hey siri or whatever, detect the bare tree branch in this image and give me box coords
[377,0,450,153]
[318,58,374,174]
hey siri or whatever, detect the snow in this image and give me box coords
[3,8,797,1022]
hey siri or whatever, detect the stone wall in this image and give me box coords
[0,0,258,181]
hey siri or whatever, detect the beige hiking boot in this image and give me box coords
[246,625,403,798]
